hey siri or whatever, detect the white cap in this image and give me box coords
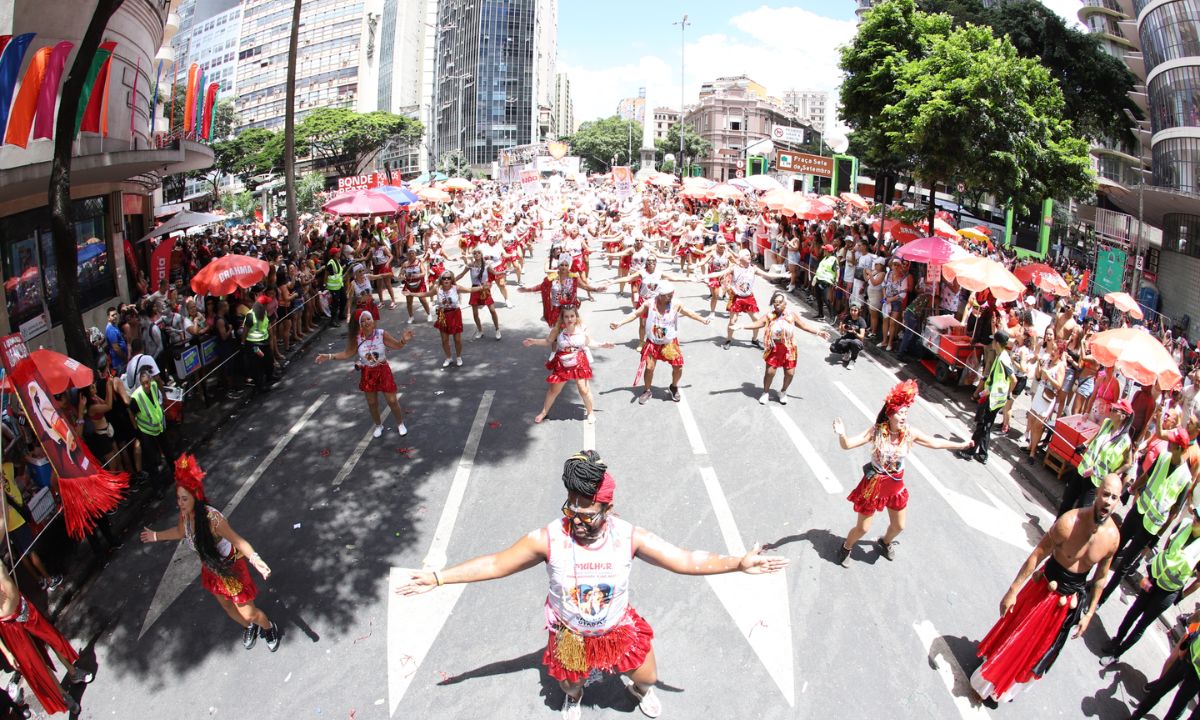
[657,280,675,296]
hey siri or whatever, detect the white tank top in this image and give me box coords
[638,270,662,302]
[357,328,387,366]
[553,328,590,368]
[768,314,795,344]
[630,249,649,272]
[732,265,755,297]
[708,251,730,272]
[351,276,372,297]
[373,246,389,265]
[401,262,423,287]
[544,516,634,635]
[647,301,680,345]
[550,278,576,309]
[469,265,492,286]
[436,286,460,310]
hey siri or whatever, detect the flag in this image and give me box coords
[3,45,50,147]
[183,63,198,132]
[74,41,117,136]
[0,335,128,540]
[32,41,73,141]
[192,66,205,136]
[200,82,217,139]
[149,236,174,293]
[148,59,163,132]
[0,33,36,141]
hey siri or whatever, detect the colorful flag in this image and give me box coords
[0,33,36,141]
[3,45,51,147]
[183,63,198,132]
[150,235,174,293]
[32,41,74,142]
[74,41,117,136]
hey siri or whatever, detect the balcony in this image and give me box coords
[1079,0,1126,23]
[155,45,175,64]
[163,12,180,41]
[1125,51,1147,79]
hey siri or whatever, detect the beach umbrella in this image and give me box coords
[1090,328,1181,390]
[942,256,1025,302]
[322,189,401,216]
[28,349,95,395]
[1103,291,1145,320]
[1014,263,1071,297]
[190,254,270,295]
[893,237,969,264]
[136,210,225,244]
[745,175,783,192]
[839,192,871,210]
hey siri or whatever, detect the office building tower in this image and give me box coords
[553,73,574,138]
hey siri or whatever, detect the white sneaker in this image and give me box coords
[474,331,484,340]
[759,392,769,405]
[786,284,795,293]
[560,692,582,720]
[455,357,463,367]
[779,394,788,405]
[442,358,452,368]
[407,316,414,324]
[372,425,383,438]
[427,314,435,323]
[397,423,408,437]
[495,330,502,340]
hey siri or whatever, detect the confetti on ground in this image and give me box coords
[319,448,331,457]
[396,447,413,455]
[293,523,302,530]
[283,672,292,683]
[352,622,374,644]
[488,421,501,429]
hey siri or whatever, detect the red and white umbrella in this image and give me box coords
[1014,263,1071,297]
[1103,291,1145,320]
[190,254,270,296]
[1090,328,1180,390]
[28,349,95,395]
[839,192,871,210]
[708,184,744,201]
[893,237,969,264]
[322,189,401,216]
[942,256,1025,303]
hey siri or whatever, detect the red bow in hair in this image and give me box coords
[884,380,919,416]
[593,472,616,504]
[175,454,207,501]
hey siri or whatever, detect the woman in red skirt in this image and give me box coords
[523,306,615,424]
[519,259,608,327]
[141,455,281,651]
[315,311,415,437]
[703,249,789,349]
[405,271,481,367]
[398,248,434,324]
[831,381,973,565]
[734,291,828,405]
[456,249,502,340]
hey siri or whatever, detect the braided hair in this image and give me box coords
[562,450,607,502]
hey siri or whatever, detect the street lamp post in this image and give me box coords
[673,14,690,177]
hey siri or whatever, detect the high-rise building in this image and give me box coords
[652,107,680,142]
[616,95,646,123]
[783,90,828,133]
[433,0,557,169]
[553,73,574,138]
[377,0,437,174]
[235,0,371,132]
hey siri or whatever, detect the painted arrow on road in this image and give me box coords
[833,382,1034,554]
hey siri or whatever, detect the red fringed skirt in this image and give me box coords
[764,340,797,369]
[644,339,684,367]
[546,351,593,383]
[436,308,464,335]
[470,288,494,307]
[974,575,1073,700]
[847,469,908,515]
[359,363,397,393]
[728,294,759,315]
[201,553,258,605]
[0,598,78,716]
[543,607,655,683]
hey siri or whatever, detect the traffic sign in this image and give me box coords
[735,159,745,169]
[775,151,833,178]
[770,125,805,145]
[735,169,745,178]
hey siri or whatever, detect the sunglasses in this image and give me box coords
[562,502,606,525]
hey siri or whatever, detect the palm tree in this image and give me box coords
[49,0,126,367]
[283,0,302,255]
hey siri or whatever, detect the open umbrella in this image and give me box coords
[727,178,753,191]
[441,177,475,191]
[781,194,834,221]
[840,192,871,210]
[815,194,840,208]
[28,349,95,395]
[417,186,451,203]
[374,185,420,205]
[958,226,990,242]
[649,173,678,187]
[1014,263,1071,297]
[682,176,715,190]
[745,175,783,192]
[761,188,790,211]
[708,184,744,201]
[322,189,401,216]
[919,217,959,240]
[1090,328,1181,390]
[877,219,922,243]
[893,236,969,264]
[942,256,1025,302]
[136,210,225,244]
[1103,291,1145,320]
[190,254,270,295]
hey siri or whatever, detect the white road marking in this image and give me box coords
[833,382,1033,553]
[913,620,991,719]
[770,406,842,494]
[139,394,329,639]
[583,416,596,451]
[388,391,494,716]
[675,392,795,706]
[332,406,392,488]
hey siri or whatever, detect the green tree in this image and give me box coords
[564,116,643,173]
[297,107,424,177]
[656,123,712,170]
[438,150,472,179]
[165,85,236,139]
[917,0,1143,144]
[212,128,291,190]
[879,23,1093,225]
[220,191,259,219]
[295,172,328,214]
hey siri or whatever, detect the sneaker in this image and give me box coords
[759,392,769,405]
[638,390,652,405]
[68,669,95,685]
[778,394,788,405]
[242,623,259,650]
[495,330,502,340]
[669,386,681,402]
[786,284,795,293]
[442,358,452,368]
[372,425,384,438]
[427,314,435,323]
[407,316,414,324]
[262,622,281,652]
[473,331,484,340]
[45,575,63,591]
[878,538,897,561]
[455,357,463,367]
[750,339,764,350]
[397,423,409,437]
[722,340,732,349]
[626,682,662,718]
[847,359,856,369]
[974,454,988,464]
[836,543,852,567]
[561,691,583,720]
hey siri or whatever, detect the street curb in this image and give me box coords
[48,320,333,623]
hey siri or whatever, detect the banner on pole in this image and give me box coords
[613,166,633,199]
[150,235,175,293]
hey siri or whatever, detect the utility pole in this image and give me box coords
[673,14,690,177]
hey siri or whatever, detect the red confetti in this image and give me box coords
[488,421,501,429]
[320,448,331,457]
[748,620,769,638]
[396,447,413,455]
[437,670,450,682]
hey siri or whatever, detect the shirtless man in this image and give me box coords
[971,473,1121,703]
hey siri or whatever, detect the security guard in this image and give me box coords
[324,245,347,326]
[958,329,1016,465]
[1056,400,1135,515]
[129,367,174,481]
[813,244,839,321]
[242,296,274,393]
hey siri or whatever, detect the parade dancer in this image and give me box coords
[607,257,693,345]
[605,236,670,304]
[398,248,435,324]
[395,451,788,720]
[457,249,503,340]
[345,263,391,323]
[520,259,607,328]
[970,474,1121,703]
[369,235,397,309]
[523,307,615,424]
[0,562,90,716]
[733,291,829,405]
[404,271,479,367]
[315,311,414,437]
[698,240,733,316]
[702,249,788,349]
[833,380,973,565]
[609,281,711,404]
[140,455,280,652]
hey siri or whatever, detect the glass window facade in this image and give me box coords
[1097,153,1143,186]
[1153,136,1200,192]
[1139,0,1200,72]
[1162,212,1200,255]
[1149,65,1200,132]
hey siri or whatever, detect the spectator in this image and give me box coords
[104,307,128,374]
[830,303,868,368]
[183,297,209,341]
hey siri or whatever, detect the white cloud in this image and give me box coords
[560,5,858,129]
[1038,0,1085,28]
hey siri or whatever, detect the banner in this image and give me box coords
[150,235,174,293]
[2,45,50,147]
[32,41,73,142]
[183,63,198,133]
[200,82,217,139]
[519,168,541,197]
[0,33,36,141]
[75,41,117,136]
[613,166,633,199]
[0,335,127,539]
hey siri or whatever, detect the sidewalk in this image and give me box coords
[40,321,331,623]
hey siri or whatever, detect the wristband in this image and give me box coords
[433,570,443,586]
[153,531,158,542]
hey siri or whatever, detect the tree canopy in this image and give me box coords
[564,116,644,174]
[656,123,712,167]
[296,108,423,177]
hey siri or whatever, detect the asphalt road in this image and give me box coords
[59,248,1171,720]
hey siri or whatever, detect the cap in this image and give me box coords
[657,280,676,296]
[1112,399,1134,415]
[1167,427,1191,448]
[993,330,1011,347]
[822,244,835,252]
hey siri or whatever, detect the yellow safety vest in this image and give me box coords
[244,311,269,344]
[1137,452,1193,534]
[986,352,1012,411]
[326,258,345,291]
[1152,523,1200,592]
[130,385,165,436]
[1077,418,1130,485]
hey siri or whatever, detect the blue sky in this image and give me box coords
[556,1,1081,128]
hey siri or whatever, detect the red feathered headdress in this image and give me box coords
[884,380,919,416]
[175,454,207,501]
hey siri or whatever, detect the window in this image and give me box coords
[1153,136,1200,193]
[0,196,115,333]
[1163,212,1200,256]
